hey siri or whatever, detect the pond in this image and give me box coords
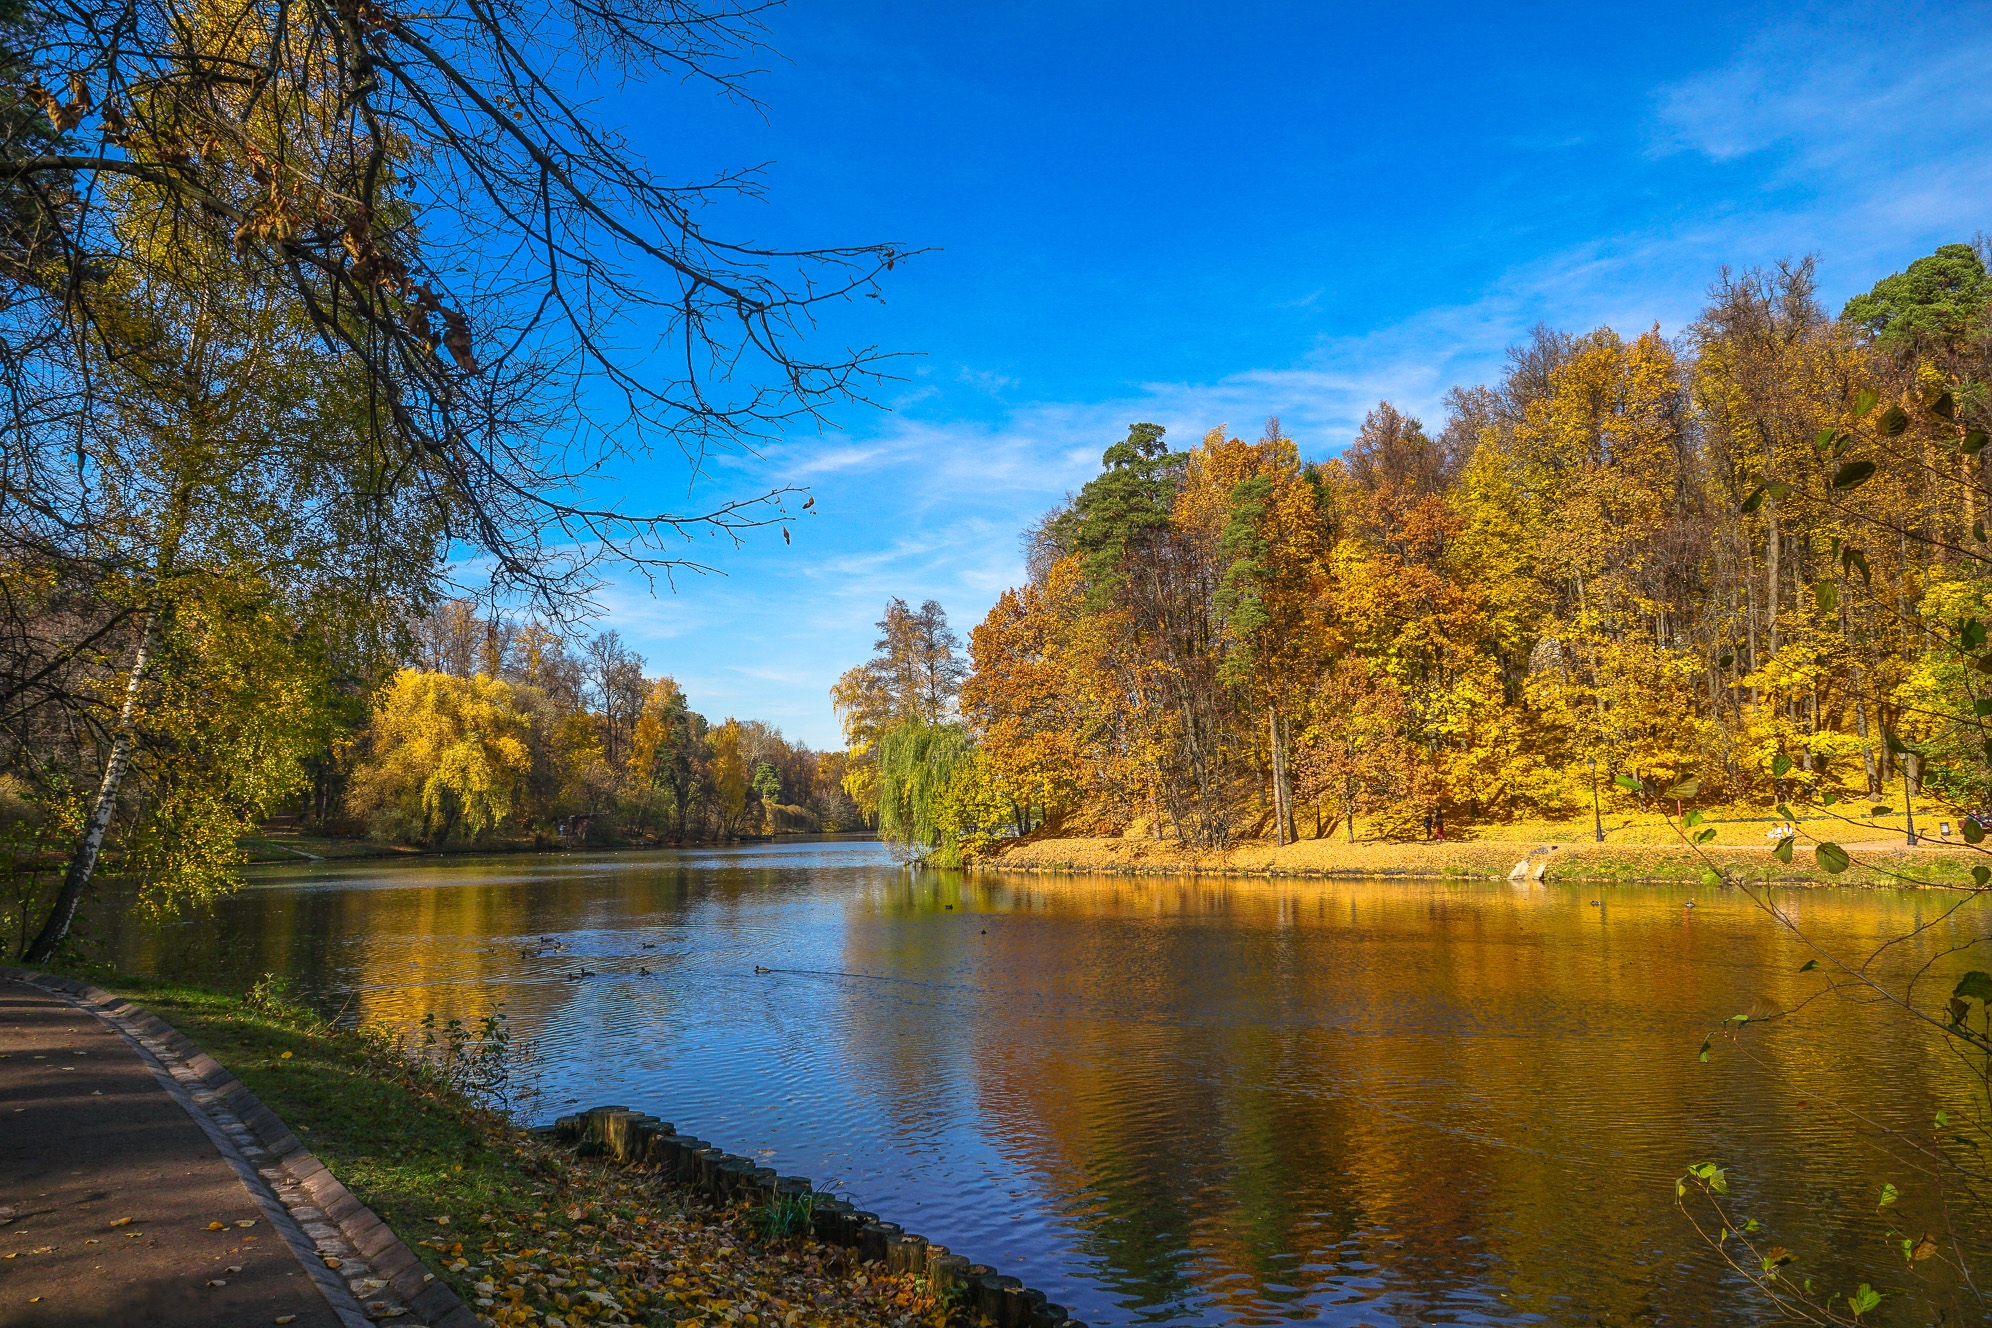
[92,839,1990,1326]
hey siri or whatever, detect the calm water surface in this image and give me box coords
[96,840,1991,1326]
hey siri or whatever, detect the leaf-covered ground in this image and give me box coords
[432,1168,946,1327]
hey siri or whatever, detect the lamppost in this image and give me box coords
[1904,760,1918,847]
[1588,756,1604,843]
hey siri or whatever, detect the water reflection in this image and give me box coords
[94,841,1990,1326]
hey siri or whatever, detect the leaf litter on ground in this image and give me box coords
[439,1132,953,1328]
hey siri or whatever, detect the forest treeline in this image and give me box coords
[843,243,1992,861]
[343,604,861,848]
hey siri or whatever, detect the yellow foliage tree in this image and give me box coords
[349,670,532,845]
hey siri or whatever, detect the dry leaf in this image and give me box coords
[207,1278,228,1287]
[323,1256,342,1269]
[1912,1234,1939,1261]
[207,1221,227,1231]
[276,1318,297,1325]
[108,1217,132,1227]
[226,1264,244,1273]
[236,1219,257,1228]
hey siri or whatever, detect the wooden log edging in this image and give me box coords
[553,1103,1090,1328]
[2,967,480,1328]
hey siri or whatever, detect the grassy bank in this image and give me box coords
[57,969,945,1328]
[984,827,1985,887]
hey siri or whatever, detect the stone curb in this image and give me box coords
[2,968,480,1328]
[552,1103,1090,1328]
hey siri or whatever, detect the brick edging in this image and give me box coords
[2,968,480,1328]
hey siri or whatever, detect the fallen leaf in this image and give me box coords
[276,1318,297,1325]
[207,1278,228,1287]
[226,1264,244,1273]
[433,1215,451,1225]
[108,1217,132,1227]
[27,1297,39,1304]
[207,1222,227,1231]
[280,1051,293,1059]
[323,1256,342,1269]
[1912,1234,1939,1261]
[236,1219,257,1228]
[125,1232,143,1239]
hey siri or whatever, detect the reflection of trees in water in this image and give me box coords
[843,877,1989,1323]
[93,865,1992,1324]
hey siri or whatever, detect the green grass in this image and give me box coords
[56,970,576,1296]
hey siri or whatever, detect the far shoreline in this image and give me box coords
[975,835,1981,889]
[233,828,883,867]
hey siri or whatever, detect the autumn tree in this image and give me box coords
[1203,420,1333,843]
[628,677,705,840]
[347,670,531,845]
[832,597,968,817]
[584,632,647,771]
[16,212,438,960]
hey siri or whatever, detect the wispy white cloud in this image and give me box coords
[1650,10,1992,172]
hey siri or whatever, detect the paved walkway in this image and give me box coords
[0,976,343,1328]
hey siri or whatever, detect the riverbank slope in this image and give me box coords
[983,834,1981,886]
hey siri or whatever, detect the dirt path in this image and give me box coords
[0,976,342,1328]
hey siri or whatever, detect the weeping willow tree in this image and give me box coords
[876,719,1020,866]
[875,721,973,862]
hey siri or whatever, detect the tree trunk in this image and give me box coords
[1852,663,1876,795]
[1281,714,1297,843]
[23,478,191,963]
[1744,568,1760,705]
[1268,706,1292,846]
[22,605,164,962]
[1764,496,1781,659]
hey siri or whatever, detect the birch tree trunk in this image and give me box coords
[22,482,191,963]
[21,606,164,961]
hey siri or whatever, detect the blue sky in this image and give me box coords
[566,0,1992,749]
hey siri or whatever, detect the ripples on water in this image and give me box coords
[100,839,1991,1326]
